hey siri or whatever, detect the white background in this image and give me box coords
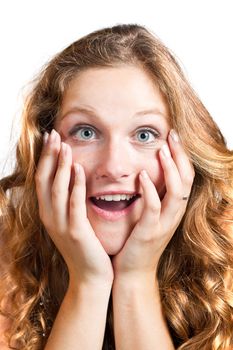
[0,0,232,177]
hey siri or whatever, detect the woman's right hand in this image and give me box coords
[35,129,114,289]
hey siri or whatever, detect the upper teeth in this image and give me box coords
[95,194,137,201]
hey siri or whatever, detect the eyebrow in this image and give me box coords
[60,105,168,121]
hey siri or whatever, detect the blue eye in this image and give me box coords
[69,125,159,143]
[69,126,95,140]
[136,128,159,143]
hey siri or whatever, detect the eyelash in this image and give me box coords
[68,124,160,143]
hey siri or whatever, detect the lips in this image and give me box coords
[90,194,140,211]
[88,194,140,221]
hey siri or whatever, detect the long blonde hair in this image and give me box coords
[0,24,233,349]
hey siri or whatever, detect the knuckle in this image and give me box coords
[70,199,77,210]
[141,233,156,244]
[69,230,79,242]
[170,181,183,199]
[170,190,182,201]
[41,148,51,156]
[45,143,60,154]
[68,226,81,242]
[41,150,54,160]
[133,223,156,243]
[57,160,66,169]
[51,186,66,198]
[184,173,195,186]
[69,216,88,236]
[174,190,182,199]
[57,226,67,237]
[146,201,160,214]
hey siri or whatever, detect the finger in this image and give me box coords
[159,143,184,227]
[168,129,195,190]
[51,142,72,234]
[132,169,161,241]
[35,129,61,222]
[69,162,88,238]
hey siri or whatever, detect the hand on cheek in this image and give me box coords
[111,129,195,282]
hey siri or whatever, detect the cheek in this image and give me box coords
[68,148,96,193]
[147,153,165,188]
[71,149,96,175]
[69,148,165,191]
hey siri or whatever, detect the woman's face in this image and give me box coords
[55,65,171,255]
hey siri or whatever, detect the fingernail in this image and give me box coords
[161,144,171,158]
[43,132,49,145]
[50,129,57,142]
[170,129,179,142]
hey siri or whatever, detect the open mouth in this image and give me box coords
[90,194,141,212]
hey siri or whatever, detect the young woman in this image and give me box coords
[0,24,232,350]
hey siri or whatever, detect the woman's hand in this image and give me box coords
[111,129,195,282]
[35,129,114,288]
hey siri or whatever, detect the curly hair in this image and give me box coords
[0,24,233,349]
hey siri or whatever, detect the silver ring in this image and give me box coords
[182,196,189,200]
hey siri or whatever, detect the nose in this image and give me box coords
[95,139,132,181]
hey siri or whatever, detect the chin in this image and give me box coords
[95,229,129,256]
[104,243,124,256]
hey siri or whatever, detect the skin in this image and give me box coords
[36,64,195,283]
[55,65,174,256]
[34,65,195,349]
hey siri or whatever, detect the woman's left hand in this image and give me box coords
[111,129,195,281]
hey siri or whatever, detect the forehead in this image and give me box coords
[59,65,170,123]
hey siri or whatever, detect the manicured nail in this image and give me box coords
[170,129,179,142]
[161,144,171,158]
[43,132,49,145]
